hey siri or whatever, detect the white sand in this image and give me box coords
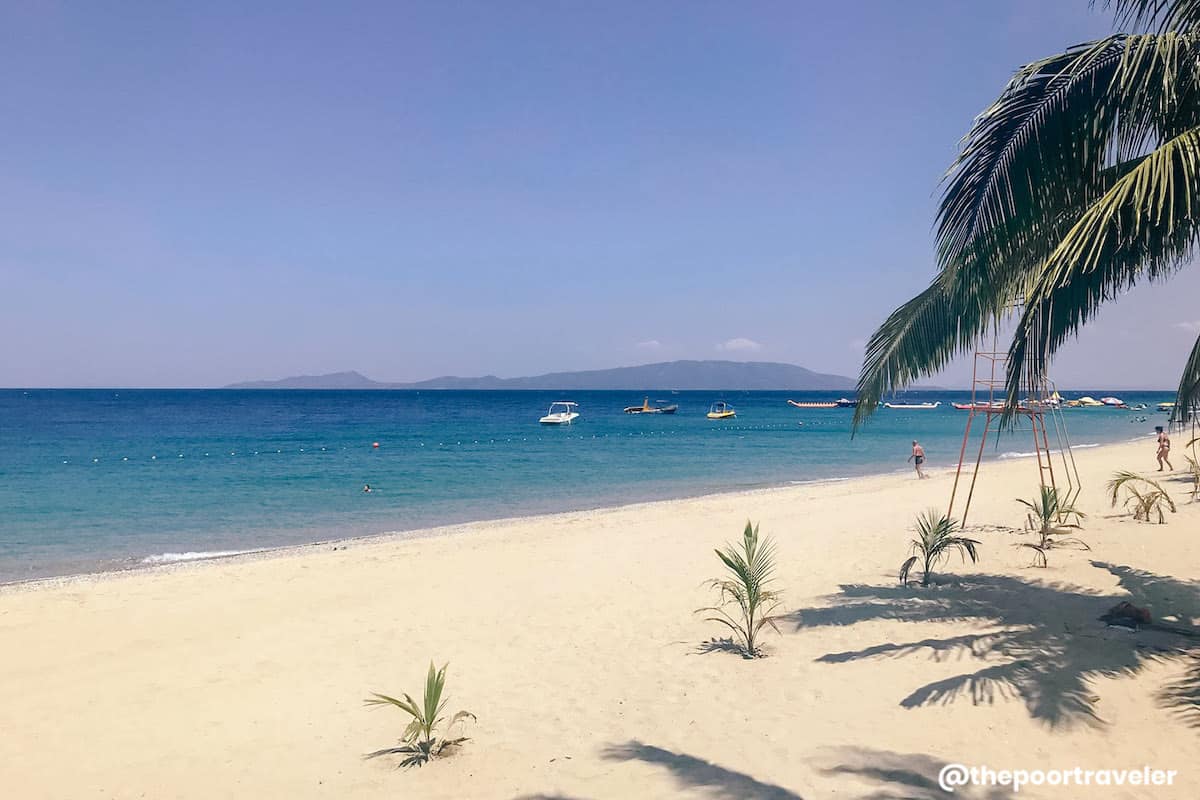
[1,438,1197,799]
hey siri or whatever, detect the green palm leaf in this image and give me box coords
[1172,331,1200,421]
[857,14,1200,422]
[1108,0,1200,33]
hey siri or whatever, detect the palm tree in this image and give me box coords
[855,0,1200,425]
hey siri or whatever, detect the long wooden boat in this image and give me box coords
[787,398,858,409]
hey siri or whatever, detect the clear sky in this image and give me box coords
[3,1,1197,388]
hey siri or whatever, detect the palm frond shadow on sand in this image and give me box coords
[601,740,803,800]
[785,562,1200,729]
[816,747,1010,800]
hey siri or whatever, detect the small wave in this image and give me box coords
[999,442,1102,460]
[140,549,261,565]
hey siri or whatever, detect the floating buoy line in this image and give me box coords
[56,422,825,464]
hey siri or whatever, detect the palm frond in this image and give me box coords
[858,29,1200,416]
[1173,330,1200,420]
[1108,470,1178,521]
[1106,0,1200,33]
[1005,126,1200,397]
[939,33,1200,273]
[1018,542,1050,568]
[853,275,1011,426]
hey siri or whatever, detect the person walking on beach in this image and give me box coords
[908,440,928,479]
[1155,426,1174,472]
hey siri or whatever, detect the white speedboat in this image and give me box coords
[884,401,941,410]
[539,401,580,425]
[1100,396,1126,407]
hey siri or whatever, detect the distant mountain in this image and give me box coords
[225,371,388,390]
[225,361,857,391]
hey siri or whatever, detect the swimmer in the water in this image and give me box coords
[363,484,372,493]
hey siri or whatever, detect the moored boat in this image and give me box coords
[951,401,1004,411]
[706,401,736,420]
[883,401,941,410]
[539,401,580,425]
[624,397,678,414]
[787,397,858,409]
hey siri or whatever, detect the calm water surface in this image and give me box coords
[0,389,1172,581]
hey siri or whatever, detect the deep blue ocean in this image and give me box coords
[0,389,1173,582]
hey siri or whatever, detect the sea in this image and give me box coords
[0,389,1174,583]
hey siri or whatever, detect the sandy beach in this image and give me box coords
[2,438,1197,799]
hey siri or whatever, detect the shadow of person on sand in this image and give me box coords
[784,561,1200,729]
[602,740,803,799]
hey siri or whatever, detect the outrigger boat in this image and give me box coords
[1158,401,1176,413]
[951,401,1004,411]
[706,401,736,420]
[623,397,678,414]
[883,401,941,410]
[787,397,858,409]
[539,401,580,425]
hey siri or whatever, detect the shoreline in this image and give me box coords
[0,434,1144,590]
[0,466,895,593]
[3,435,1197,798]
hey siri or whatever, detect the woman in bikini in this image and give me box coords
[1155,426,1174,472]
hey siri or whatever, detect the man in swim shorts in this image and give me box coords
[908,440,927,479]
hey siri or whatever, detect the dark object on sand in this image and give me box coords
[1100,601,1200,638]
[1100,601,1152,629]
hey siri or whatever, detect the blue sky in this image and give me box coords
[3,1,1198,388]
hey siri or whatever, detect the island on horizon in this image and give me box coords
[223,359,860,391]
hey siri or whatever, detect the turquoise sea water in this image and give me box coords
[0,389,1174,582]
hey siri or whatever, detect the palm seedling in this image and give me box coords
[1108,471,1177,523]
[697,521,784,658]
[365,662,476,767]
[1014,485,1089,567]
[899,509,979,587]
[1186,455,1200,502]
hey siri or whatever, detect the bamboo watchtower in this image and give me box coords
[946,311,1082,526]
